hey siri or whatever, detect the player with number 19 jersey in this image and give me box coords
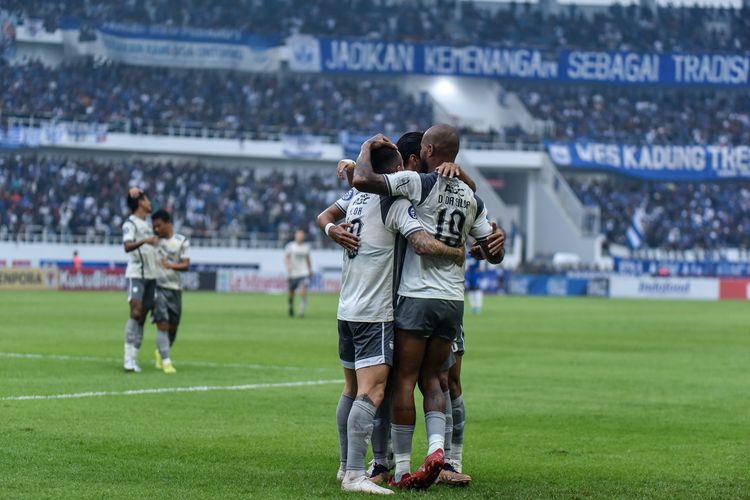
[383,170,492,302]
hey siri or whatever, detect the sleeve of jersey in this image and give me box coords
[334,188,356,214]
[180,239,191,260]
[470,198,493,241]
[383,171,421,203]
[387,199,423,238]
[122,221,135,243]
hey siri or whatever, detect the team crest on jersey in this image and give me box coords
[342,189,354,201]
[408,205,417,219]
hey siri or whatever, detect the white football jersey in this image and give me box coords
[122,214,159,280]
[285,241,311,279]
[156,233,190,290]
[336,190,423,322]
[384,170,493,301]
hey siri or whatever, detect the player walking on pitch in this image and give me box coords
[122,187,159,373]
[284,229,312,318]
[318,144,465,495]
[151,209,190,374]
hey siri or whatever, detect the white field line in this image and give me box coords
[0,379,343,401]
[0,352,334,372]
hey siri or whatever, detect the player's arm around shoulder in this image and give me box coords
[122,220,157,253]
[352,133,396,195]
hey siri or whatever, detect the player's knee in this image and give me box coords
[449,379,462,399]
[438,371,449,391]
[129,304,142,320]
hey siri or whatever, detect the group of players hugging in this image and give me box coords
[317,125,505,494]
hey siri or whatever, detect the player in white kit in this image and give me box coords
[317,144,466,495]
[353,127,504,489]
[122,187,159,373]
[284,230,312,318]
[151,209,190,374]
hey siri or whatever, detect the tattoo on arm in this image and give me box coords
[408,231,462,260]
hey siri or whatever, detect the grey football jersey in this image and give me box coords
[156,233,190,290]
[384,170,493,301]
[337,191,423,322]
[122,214,159,280]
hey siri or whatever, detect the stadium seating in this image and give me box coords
[0,59,433,139]
[515,84,750,146]
[5,0,749,51]
[567,176,750,250]
[0,154,349,244]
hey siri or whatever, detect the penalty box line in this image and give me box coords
[0,352,333,372]
[0,379,343,402]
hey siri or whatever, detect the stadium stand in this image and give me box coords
[568,176,750,251]
[0,59,434,139]
[515,85,750,146]
[0,154,348,245]
[4,0,749,51]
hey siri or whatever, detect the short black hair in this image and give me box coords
[151,209,171,223]
[371,147,403,174]
[397,131,423,164]
[126,189,145,212]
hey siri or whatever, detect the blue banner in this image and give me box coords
[288,36,750,87]
[614,257,750,277]
[506,274,594,297]
[546,142,750,181]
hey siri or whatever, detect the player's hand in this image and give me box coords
[143,236,159,246]
[337,159,356,180]
[128,186,142,198]
[469,244,483,260]
[486,221,505,256]
[328,223,360,252]
[363,133,397,151]
[435,162,462,178]
[160,258,171,269]
[453,249,466,267]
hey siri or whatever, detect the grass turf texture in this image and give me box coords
[0,291,748,499]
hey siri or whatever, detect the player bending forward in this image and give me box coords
[353,127,503,489]
[284,229,312,318]
[152,209,190,374]
[317,145,465,495]
[122,187,159,373]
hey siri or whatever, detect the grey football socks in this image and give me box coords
[391,424,414,482]
[345,399,376,477]
[336,394,355,468]
[156,329,171,361]
[451,395,465,469]
[425,411,446,455]
[371,398,391,467]
[443,390,453,458]
[298,297,307,317]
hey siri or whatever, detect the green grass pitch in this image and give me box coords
[0,291,748,499]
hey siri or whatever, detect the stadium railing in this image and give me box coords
[6,115,544,151]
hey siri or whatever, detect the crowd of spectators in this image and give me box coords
[0,59,433,138]
[3,0,749,52]
[517,85,750,146]
[568,176,750,251]
[0,154,349,245]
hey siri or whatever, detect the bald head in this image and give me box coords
[420,124,460,171]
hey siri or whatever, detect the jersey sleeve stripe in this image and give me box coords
[383,174,393,196]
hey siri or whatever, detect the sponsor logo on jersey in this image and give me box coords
[342,189,354,201]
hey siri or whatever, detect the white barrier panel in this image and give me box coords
[609,276,719,300]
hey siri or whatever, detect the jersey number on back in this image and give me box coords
[435,208,466,247]
[346,218,363,259]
